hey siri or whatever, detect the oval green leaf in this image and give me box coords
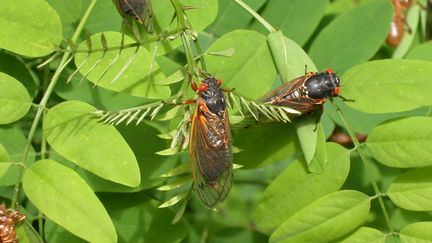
[254,143,350,231]
[22,159,117,243]
[339,227,386,243]
[253,0,327,46]
[341,60,432,113]
[74,32,171,99]
[400,222,432,242]
[388,167,432,211]
[44,101,140,187]
[267,31,317,83]
[367,117,432,168]
[269,190,371,243]
[0,0,62,57]
[309,0,393,72]
[206,30,276,99]
[0,72,32,124]
[16,221,44,243]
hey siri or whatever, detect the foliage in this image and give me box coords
[0,0,431,242]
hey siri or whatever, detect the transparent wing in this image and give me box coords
[190,105,233,208]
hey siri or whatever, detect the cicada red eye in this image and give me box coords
[217,79,223,86]
[334,86,340,95]
[199,83,208,91]
[325,68,334,74]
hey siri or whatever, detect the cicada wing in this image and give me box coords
[260,76,306,103]
[141,0,154,33]
[190,106,233,208]
[271,97,324,114]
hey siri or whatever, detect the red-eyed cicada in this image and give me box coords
[261,69,343,114]
[189,76,233,208]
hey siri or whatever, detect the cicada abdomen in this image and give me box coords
[189,77,233,208]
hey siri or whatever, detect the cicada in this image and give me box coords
[261,69,344,114]
[113,0,154,33]
[189,76,233,208]
[0,204,26,243]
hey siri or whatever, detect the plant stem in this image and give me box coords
[330,100,394,233]
[232,0,276,32]
[193,39,207,71]
[10,0,99,208]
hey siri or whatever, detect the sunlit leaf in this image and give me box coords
[0,0,62,57]
[44,101,140,187]
[22,160,117,243]
[270,190,371,243]
[341,60,432,113]
[367,117,432,168]
[0,72,31,124]
[388,167,432,211]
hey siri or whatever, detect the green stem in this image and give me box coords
[10,0,99,208]
[232,0,276,32]
[193,39,207,71]
[331,100,394,233]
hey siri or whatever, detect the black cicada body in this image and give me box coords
[261,69,341,114]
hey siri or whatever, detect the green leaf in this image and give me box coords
[0,51,39,97]
[406,41,432,61]
[206,30,276,99]
[0,72,32,124]
[295,115,327,172]
[0,143,13,178]
[101,192,187,243]
[269,190,371,243]
[56,68,148,110]
[44,219,86,243]
[367,117,432,168]
[22,159,117,243]
[233,123,299,169]
[16,221,44,243]
[0,126,36,186]
[74,32,171,99]
[0,0,62,57]
[206,0,266,36]
[254,143,350,231]
[341,60,432,113]
[252,0,328,46]
[44,101,140,187]
[309,0,393,72]
[387,167,432,211]
[400,222,432,242]
[267,31,317,83]
[339,227,386,243]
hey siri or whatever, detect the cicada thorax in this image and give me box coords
[189,77,233,207]
[114,0,154,33]
[0,204,25,243]
[262,69,341,114]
